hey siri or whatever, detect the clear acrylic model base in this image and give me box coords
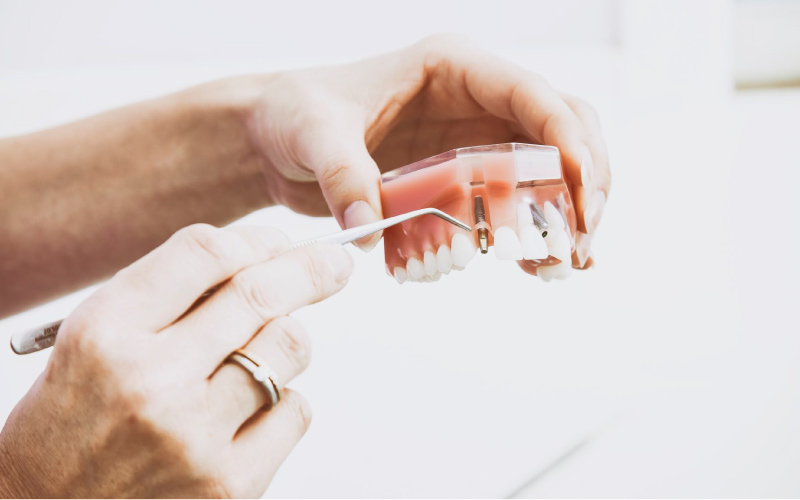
[380,143,578,283]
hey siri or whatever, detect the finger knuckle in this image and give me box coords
[416,33,477,59]
[231,270,277,323]
[284,391,313,433]
[509,78,551,121]
[55,308,112,359]
[301,249,333,298]
[256,227,291,249]
[271,316,312,371]
[177,224,234,267]
[570,96,600,122]
[317,160,351,191]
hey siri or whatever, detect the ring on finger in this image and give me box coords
[226,349,284,409]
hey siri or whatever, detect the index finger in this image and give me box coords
[86,224,290,332]
[438,44,587,186]
[163,243,353,371]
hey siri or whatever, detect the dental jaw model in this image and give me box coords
[380,143,579,283]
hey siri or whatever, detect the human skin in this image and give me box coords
[0,225,354,497]
[0,35,610,497]
[0,35,609,318]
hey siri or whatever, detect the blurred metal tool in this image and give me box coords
[290,207,470,247]
[10,208,471,355]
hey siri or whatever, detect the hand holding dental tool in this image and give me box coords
[0,224,360,498]
[9,208,470,355]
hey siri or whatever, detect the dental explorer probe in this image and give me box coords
[10,208,471,355]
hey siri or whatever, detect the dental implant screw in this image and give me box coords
[529,202,548,237]
[474,196,489,254]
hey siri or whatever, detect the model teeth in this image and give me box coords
[436,245,453,273]
[575,232,591,267]
[545,228,571,263]
[393,267,407,284]
[555,263,573,279]
[493,226,523,260]
[451,233,476,268]
[406,257,425,281]
[423,250,438,277]
[517,202,534,226]
[543,201,565,232]
[538,265,557,282]
[538,262,572,282]
[519,225,549,260]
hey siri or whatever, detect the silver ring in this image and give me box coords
[226,350,283,409]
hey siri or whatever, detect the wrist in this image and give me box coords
[171,75,279,210]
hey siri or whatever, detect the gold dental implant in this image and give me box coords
[529,202,548,237]
[473,196,489,254]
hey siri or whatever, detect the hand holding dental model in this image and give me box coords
[0,36,609,497]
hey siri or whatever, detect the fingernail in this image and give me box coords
[343,200,380,252]
[575,231,592,268]
[325,246,354,282]
[580,144,594,189]
[584,191,606,235]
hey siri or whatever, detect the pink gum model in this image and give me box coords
[380,143,579,283]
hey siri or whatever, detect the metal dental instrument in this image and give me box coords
[10,208,471,355]
[290,207,471,247]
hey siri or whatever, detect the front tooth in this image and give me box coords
[451,233,476,267]
[437,245,453,273]
[423,250,438,277]
[519,225,549,260]
[493,226,523,260]
[517,202,534,226]
[553,262,573,280]
[545,229,571,263]
[429,271,442,281]
[543,201,566,231]
[538,265,559,282]
[406,258,425,280]
[393,267,407,284]
[575,232,591,268]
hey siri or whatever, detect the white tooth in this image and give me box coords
[423,250,438,277]
[436,245,453,274]
[406,258,425,280]
[543,201,565,231]
[493,226,523,260]
[553,262,573,280]
[519,225,549,260]
[429,271,442,281]
[545,228,571,263]
[537,265,559,282]
[393,267,407,284]
[575,232,591,268]
[451,233,476,267]
[517,202,534,226]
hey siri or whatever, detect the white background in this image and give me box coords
[1,0,799,497]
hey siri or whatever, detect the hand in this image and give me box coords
[0,224,353,498]
[245,34,610,260]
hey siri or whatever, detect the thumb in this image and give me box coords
[307,128,383,252]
